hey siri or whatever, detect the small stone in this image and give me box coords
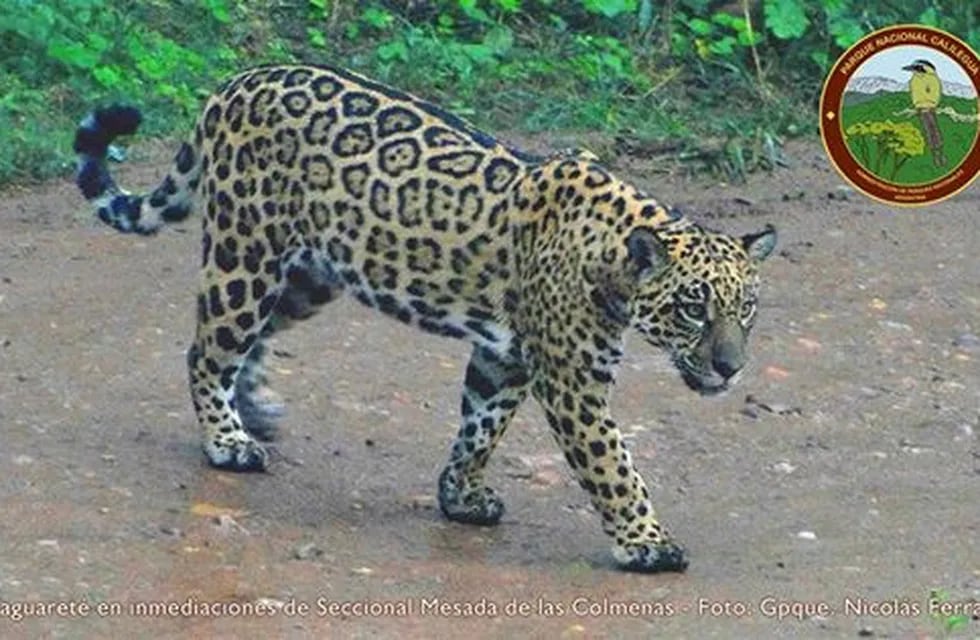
[407,494,436,509]
[899,439,927,454]
[159,525,181,537]
[37,539,60,549]
[878,320,912,332]
[351,566,374,576]
[101,453,116,463]
[531,468,565,487]
[796,530,817,540]
[857,626,874,637]
[213,514,249,535]
[795,337,821,352]
[869,298,887,311]
[293,542,324,561]
[12,455,34,465]
[762,365,791,380]
[364,438,375,447]
[746,395,802,416]
[952,332,980,351]
[769,403,801,416]
[772,461,797,474]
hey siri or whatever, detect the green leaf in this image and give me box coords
[809,50,829,72]
[600,52,625,76]
[708,35,736,55]
[821,0,847,14]
[458,0,492,23]
[688,18,713,36]
[307,27,327,48]
[362,7,393,29]
[93,65,124,89]
[46,38,101,69]
[492,0,521,12]
[582,0,637,19]
[917,7,938,27]
[205,0,231,24]
[136,53,168,80]
[462,43,494,63]
[484,27,514,55]
[736,28,760,46]
[377,40,408,62]
[712,13,736,28]
[945,614,969,631]
[763,0,809,40]
[85,32,110,54]
[637,0,653,32]
[828,16,863,48]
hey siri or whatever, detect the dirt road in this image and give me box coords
[0,141,977,639]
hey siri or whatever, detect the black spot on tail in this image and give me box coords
[73,105,142,158]
[74,105,142,203]
[77,159,113,200]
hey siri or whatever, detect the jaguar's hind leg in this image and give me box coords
[189,247,343,471]
[234,338,285,442]
[233,249,344,441]
[188,286,277,471]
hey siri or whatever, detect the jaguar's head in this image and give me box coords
[622,222,777,396]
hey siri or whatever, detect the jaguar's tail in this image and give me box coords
[74,105,200,235]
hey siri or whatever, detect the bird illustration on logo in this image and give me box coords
[903,59,947,167]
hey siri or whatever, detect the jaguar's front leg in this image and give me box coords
[438,344,531,525]
[532,374,688,573]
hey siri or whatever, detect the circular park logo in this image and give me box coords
[820,25,980,205]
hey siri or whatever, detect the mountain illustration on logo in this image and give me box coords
[844,75,976,104]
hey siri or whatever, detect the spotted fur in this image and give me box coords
[74,63,776,573]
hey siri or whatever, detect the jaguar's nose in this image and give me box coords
[712,357,741,380]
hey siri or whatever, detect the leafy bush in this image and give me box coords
[1,0,977,185]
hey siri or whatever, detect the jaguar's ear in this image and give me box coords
[742,224,777,262]
[626,227,670,282]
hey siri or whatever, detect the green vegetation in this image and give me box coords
[842,92,978,183]
[929,588,971,637]
[1,0,978,185]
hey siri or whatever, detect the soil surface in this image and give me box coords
[0,140,977,640]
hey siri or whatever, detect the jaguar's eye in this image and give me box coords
[682,303,705,321]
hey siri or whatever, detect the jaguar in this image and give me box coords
[74,63,776,572]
